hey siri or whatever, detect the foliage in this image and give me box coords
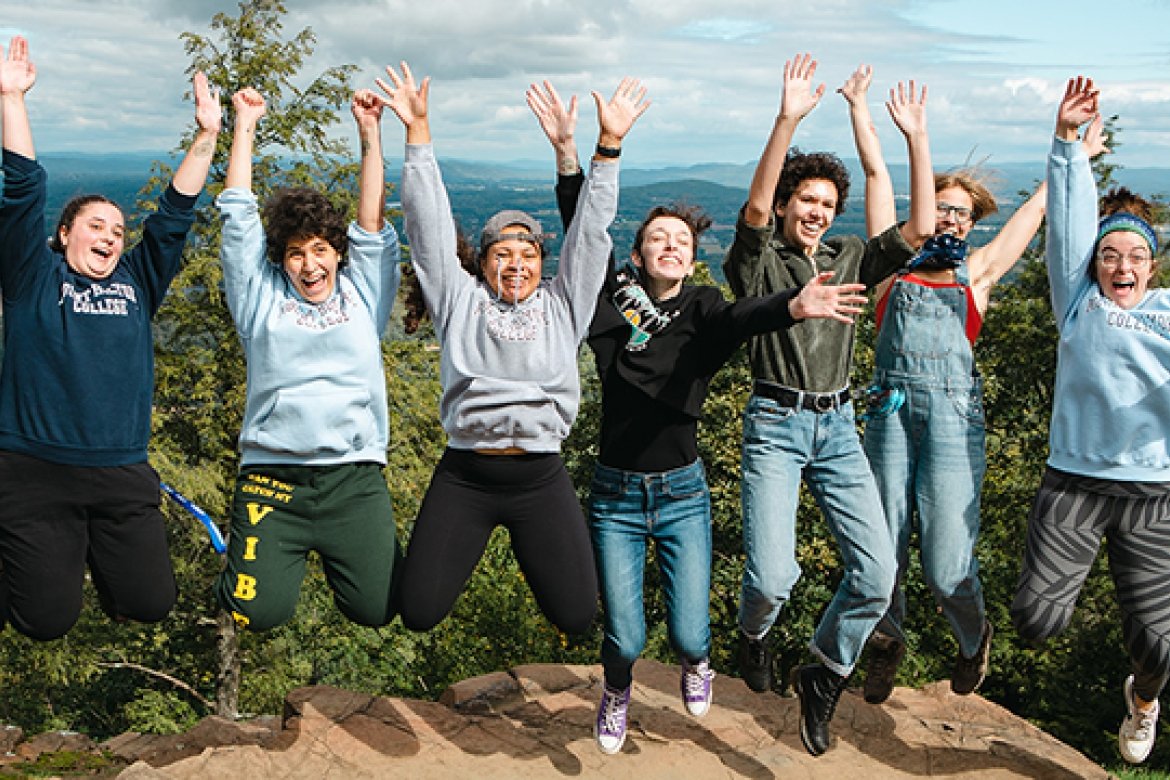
[5,3,1170,776]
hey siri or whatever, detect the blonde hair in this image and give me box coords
[935,170,999,224]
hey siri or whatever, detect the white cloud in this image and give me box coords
[1,0,1168,170]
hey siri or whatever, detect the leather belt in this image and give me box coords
[753,380,850,413]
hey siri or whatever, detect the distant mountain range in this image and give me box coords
[27,151,1170,283]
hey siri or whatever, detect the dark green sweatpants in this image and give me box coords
[216,462,401,631]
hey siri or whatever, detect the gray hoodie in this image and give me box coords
[401,143,618,452]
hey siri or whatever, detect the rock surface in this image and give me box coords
[104,660,1107,779]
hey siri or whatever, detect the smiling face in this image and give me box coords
[935,185,977,240]
[633,215,695,299]
[59,201,126,279]
[282,234,341,303]
[1095,230,1155,309]
[481,225,542,304]
[777,179,838,255]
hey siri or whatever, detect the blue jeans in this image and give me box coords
[863,371,987,657]
[738,395,895,676]
[589,459,712,687]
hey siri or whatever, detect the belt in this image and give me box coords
[753,380,850,413]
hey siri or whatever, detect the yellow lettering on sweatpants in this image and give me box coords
[234,573,258,601]
[231,611,250,629]
[243,536,260,561]
[245,502,275,526]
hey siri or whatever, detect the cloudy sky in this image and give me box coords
[3,0,1169,174]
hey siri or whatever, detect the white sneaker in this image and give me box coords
[681,658,715,717]
[1119,675,1160,764]
[594,683,631,755]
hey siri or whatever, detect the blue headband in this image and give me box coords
[1097,212,1158,254]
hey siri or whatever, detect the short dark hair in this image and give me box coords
[632,203,713,259]
[49,194,122,254]
[773,149,850,216]
[261,188,348,266]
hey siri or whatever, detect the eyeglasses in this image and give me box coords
[936,202,973,225]
[1097,248,1152,269]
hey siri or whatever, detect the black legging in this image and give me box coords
[398,448,598,634]
[0,451,177,641]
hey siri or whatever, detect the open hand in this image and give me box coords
[192,72,223,134]
[376,61,429,128]
[527,80,578,152]
[780,53,824,122]
[592,77,650,143]
[789,271,867,323]
[886,80,927,138]
[0,36,36,96]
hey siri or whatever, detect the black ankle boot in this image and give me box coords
[792,663,847,756]
[738,630,773,692]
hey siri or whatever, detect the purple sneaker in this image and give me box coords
[681,658,715,717]
[594,683,631,754]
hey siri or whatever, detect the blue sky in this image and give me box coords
[2,0,1169,174]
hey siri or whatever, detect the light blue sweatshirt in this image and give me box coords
[217,188,401,466]
[400,143,617,452]
[1046,136,1170,481]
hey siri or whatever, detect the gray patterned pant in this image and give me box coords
[1011,466,1170,701]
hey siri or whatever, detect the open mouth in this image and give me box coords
[301,271,329,294]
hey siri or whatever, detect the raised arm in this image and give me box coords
[839,65,895,238]
[591,76,650,164]
[377,61,430,145]
[352,88,386,232]
[527,80,580,178]
[0,36,36,159]
[886,80,934,249]
[171,72,222,197]
[528,80,582,232]
[744,53,825,228]
[225,88,266,191]
[968,182,1046,295]
[1045,76,1101,321]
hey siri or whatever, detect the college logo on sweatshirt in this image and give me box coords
[58,280,138,317]
[281,291,354,331]
[478,298,549,342]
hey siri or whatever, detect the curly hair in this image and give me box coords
[773,149,850,216]
[49,194,122,254]
[261,188,348,266]
[402,225,478,334]
[1100,186,1155,223]
[935,169,999,223]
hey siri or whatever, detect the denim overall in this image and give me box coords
[862,268,987,658]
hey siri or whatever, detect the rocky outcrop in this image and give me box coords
[96,660,1110,779]
[0,660,1109,778]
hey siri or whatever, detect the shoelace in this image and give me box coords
[1130,706,1158,739]
[600,689,628,732]
[684,664,712,699]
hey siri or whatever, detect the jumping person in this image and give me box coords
[213,86,403,632]
[724,54,935,756]
[838,64,1049,704]
[527,80,869,754]
[1010,77,1170,766]
[381,63,647,638]
[0,37,220,639]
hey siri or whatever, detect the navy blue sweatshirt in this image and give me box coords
[0,150,197,466]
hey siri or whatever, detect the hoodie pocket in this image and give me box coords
[251,387,377,457]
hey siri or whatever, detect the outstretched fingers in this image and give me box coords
[376,61,430,127]
[794,272,867,323]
